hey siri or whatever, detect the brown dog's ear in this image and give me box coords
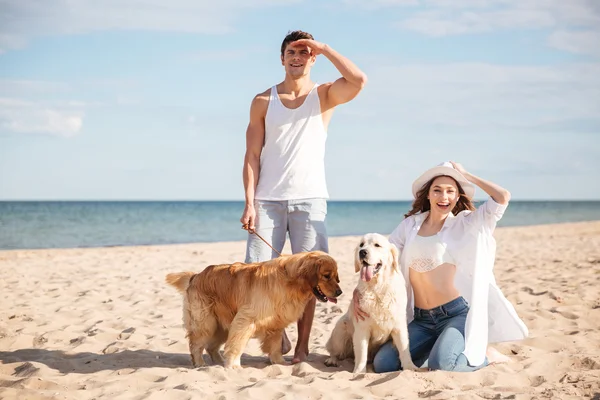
[298,254,320,288]
[308,261,320,288]
[390,243,400,272]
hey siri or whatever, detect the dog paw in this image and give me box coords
[324,357,339,367]
[191,355,207,368]
[269,356,287,365]
[352,367,367,374]
[210,355,225,365]
[192,361,207,368]
[224,360,242,370]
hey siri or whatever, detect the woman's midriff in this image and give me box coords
[410,263,460,309]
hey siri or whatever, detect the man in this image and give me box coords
[240,30,367,364]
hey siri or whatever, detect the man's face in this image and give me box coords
[281,43,316,78]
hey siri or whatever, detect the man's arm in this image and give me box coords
[321,45,368,107]
[240,94,267,230]
[292,39,368,108]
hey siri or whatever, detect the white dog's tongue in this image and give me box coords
[360,264,374,282]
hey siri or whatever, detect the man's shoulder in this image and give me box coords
[317,81,334,89]
[316,81,341,112]
[250,88,272,114]
[316,82,334,95]
[255,87,272,100]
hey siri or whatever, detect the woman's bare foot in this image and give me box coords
[486,347,511,364]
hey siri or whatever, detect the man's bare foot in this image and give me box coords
[486,347,511,364]
[291,349,308,364]
[281,331,291,355]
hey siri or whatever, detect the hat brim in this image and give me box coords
[411,166,475,199]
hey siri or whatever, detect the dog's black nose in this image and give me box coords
[335,288,343,297]
[359,249,367,258]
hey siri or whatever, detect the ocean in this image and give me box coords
[1,201,599,250]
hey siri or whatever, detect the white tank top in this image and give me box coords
[405,234,455,273]
[254,84,329,201]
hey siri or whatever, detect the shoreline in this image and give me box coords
[2,219,600,254]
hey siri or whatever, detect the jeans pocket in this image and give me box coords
[445,298,469,317]
[255,201,283,229]
[306,198,327,221]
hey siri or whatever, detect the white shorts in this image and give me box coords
[245,198,329,262]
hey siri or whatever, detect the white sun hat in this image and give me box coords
[411,161,476,199]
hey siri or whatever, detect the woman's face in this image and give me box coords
[428,176,459,215]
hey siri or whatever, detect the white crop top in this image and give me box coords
[405,234,455,273]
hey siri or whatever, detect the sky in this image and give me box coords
[0,0,599,201]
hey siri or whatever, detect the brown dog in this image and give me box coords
[166,251,342,369]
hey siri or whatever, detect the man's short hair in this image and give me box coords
[281,30,314,57]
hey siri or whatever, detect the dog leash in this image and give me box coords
[241,223,282,257]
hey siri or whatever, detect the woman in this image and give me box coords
[353,161,528,372]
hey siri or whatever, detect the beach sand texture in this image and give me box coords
[1,221,599,399]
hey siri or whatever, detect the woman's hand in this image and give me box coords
[450,161,511,204]
[352,288,369,322]
[450,161,468,176]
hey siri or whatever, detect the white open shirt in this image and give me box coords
[389,197,529,366]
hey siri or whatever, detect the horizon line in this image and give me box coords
[1,199,600,202]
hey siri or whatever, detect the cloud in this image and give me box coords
[184,46,269,62]
[325,60,599,200]
[398,8,556,36]
[0,34,27,54]
[341,0,418,9]
[0,79,71,95]
[343,0,600,57]
[0,0,298,53]
[323,59,598,200]
[548,30,600,57]
[358,61,600,133]
[0,80,106,137]
[0,98,84,137]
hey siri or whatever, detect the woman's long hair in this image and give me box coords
[404,175,475,218]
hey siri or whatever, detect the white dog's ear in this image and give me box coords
[355,242,363,273]
[390,243,400,272]
[355,255,361,273]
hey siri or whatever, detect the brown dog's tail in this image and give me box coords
[165,272,195,293]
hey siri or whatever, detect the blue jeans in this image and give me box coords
[245,198,329,262]
[373,297,488,373]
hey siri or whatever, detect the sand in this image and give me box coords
[1,221,599,400]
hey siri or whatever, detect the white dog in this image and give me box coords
[324,233,417,373]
